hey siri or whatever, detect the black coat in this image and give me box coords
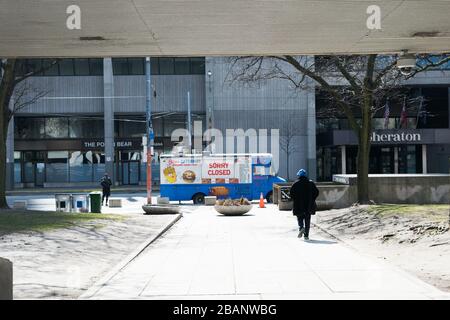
[289,176,319,217]
[101,177,112,193]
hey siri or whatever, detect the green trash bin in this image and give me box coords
[89,192,102,213]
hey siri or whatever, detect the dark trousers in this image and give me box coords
[297,214,311,237]
[102,190,110,205]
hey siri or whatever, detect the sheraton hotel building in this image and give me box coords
[5,57,450,189]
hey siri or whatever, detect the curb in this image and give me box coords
[78,212,183,299]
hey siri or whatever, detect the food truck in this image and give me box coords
[159,153,286,204]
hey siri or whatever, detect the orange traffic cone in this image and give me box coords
[259,192,265,208]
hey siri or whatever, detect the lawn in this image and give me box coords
[366,204,450,222]
[0,210,124,235]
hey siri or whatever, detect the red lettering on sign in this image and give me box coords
[207,169,231,176]
[208,162,229,169]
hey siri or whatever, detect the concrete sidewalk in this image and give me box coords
[81,204,450,300]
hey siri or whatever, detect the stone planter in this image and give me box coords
[214,204,253,216]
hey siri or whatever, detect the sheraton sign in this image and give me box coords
[371,132,421,143]
[326,129,450,147]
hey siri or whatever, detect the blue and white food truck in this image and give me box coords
[160,153,286,204]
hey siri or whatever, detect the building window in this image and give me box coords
[74,58,90,76]
[93,152,106,182]
[15,117,46,139]
[45,118,69,138]
[159,58,175,75]
[42,60,59,76]
[163,114,186,137]
[14,151,21,184]
[190,57,205,74]
[46,151,69,183]
[69,118,104,138]
[174,58,190,74]
[59,59,75,76]
[128,58,145,75]
[89,59,103,76]
[69,151,93,182]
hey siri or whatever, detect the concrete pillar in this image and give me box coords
[103,58,115,184]
[394,147,399,174]
[0,257,13,300]
[422,145,427,174]
[205,58,214,152]
[306,62,317,181]
[5,115,14,190]
[340,146,346,174]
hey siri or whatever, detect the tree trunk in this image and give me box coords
[0,59,16,209]
[356,93,373,204]
[356,132,371,204]
[0,117,8,208]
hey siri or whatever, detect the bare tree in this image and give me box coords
[279,114,300,181]
[0,58,56,208]
[227,54,450,203]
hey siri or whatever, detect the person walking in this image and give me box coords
[289,169,319,240]
[100,173,112,206]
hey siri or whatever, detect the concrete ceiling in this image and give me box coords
[1,0,450,58]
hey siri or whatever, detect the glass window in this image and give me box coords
[46,151,69,183]
[190,57,205,74]
[45,118,69,138]
[59,59,75,76]
[128,58,144,75]
[69,118,104,138]
[113,58,129,75]
[174,58,190,74]
[42,59,59,76]
[159,58,174,75]
[89,59,103,76]
[26,59,43,75]
[74,58,90,75]
[14,152,21,184]
[15,117,45,139]
[152,117,163,137]
[116,117,145,138]
[164,114,186,136]
[151,58,159,75]
[69,151,93,182]
[93,152,106,182]
[15,60,27,77]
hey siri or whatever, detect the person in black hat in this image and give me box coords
[289,169,319,240]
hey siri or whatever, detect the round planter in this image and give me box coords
[214,204,253,216]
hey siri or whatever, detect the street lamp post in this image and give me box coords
[145,57,154,205]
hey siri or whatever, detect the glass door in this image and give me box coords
[122,161,140,185]
[35,162,45,187]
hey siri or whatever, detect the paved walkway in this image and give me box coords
[83,205,450,300]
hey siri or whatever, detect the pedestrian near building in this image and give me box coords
[289,169,319,240]
[100,173,112,206]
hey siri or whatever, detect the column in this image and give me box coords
[5,116,14,190]
[422,145,427,174]
[394,147,399,174]
[205,58,214,152]
[103,58,115,184]
[341,145,347,174]
[306,58,317,181]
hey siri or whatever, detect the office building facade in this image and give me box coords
[5,57,450,189]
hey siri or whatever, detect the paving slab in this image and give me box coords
[84,204,450,300]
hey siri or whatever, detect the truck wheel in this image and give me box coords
[192,193,206,205]
[266,191,273,203]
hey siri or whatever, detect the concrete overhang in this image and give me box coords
[1,0,450,58]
